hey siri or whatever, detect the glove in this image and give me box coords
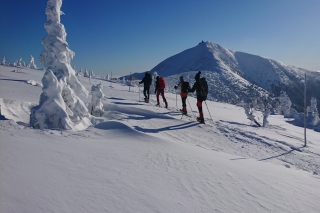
[174,86,177,90]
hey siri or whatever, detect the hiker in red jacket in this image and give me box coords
[154,76,168,108]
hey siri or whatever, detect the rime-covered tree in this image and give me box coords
[17,58,22,67]
[84,69,89,77]
[30,70,74,129]
[276,91,292,117]
[254,95,272,127]
[307,97,319,126]
[88,83,104,117]
[31,0,90,130]
[238,101,261,126]
[28,55,38,69]
[1,56,5,65]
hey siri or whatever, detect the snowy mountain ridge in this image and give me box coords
[127,41,320,112]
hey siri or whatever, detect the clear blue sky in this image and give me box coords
[1,0,319,76]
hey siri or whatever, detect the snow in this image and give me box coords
[1,65,320,212]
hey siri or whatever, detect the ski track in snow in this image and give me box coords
[103,95,320,176]
[1,66,320,212]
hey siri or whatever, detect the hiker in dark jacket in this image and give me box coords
[154,76,168,108]
[189,71,207,124]
[139,72,152,102]
[174,76,190,115]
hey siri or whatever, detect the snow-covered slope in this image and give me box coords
[1,66,320,213]
[129,42,320,111]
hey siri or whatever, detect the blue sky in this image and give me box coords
[1,0,319,76]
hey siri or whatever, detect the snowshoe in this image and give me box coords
[179,109,187,115]
[196,117,205,124]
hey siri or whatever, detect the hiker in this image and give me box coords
[139,72,152,103]
[154,76,168,108]
[174,76,190,115]
[188,71,208,124]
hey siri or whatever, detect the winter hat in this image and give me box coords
[195,71,201,80]
[179,76,184,82]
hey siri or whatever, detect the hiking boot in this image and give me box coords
[165,103,168,108]
[179,109,187,115]
[196,117,205,124]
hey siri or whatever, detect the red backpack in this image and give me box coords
[158,77,166,89]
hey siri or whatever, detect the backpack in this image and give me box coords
[158,77,166,89]
[145,73,152,86]
[181,81,190,93]
[199,77,208,99]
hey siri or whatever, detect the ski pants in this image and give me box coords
[196,96,205,119]
[181,97,187,108]
[143,87,150,100]
[156,89,167,105]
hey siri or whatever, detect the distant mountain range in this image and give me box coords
[125,41,320,112]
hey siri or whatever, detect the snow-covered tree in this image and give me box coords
[315,123,320,132]
[17,58,22,67]
[88,83,104,117]
[84,69,89,77]
[276,91,292,117]
[238,101,261,126]
[30,70,73,129]
[28,55,37,69]
[255,95,272,127]
[90,70,95,77]
[1,56,5,65]
[307,97,319,126]
[31,0,90,130]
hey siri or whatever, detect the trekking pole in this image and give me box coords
[175,89,177,110]
[139,84,140,101]
[204,101,213,122]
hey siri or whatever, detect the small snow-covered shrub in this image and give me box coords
[1,56,5,65]
[88,83,104,117]
[28,55,37,69]
[306,97,319,126]
[84,69,89,77]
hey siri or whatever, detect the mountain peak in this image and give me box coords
[149,41,320,112]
